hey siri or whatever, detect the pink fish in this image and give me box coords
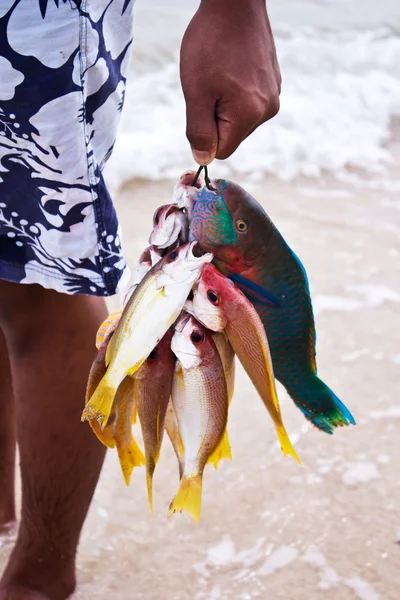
[134,329,176,510]
[192,263,300,463]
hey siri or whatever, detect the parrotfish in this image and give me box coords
[81,242,213,427]
[134,329,175,510]
[193,263,299,462]
[187,176,355,434]
[169,315,228,522]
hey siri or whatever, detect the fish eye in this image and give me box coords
[168,250,178,262]
[148,349,158,360]
[236,219,248,232]
[190,330,204,344]
[207,290,219,305]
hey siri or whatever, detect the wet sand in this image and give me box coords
[1,173,399,599]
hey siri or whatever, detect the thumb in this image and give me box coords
[185,96,218,166]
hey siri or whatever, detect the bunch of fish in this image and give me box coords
[82,170,355,522]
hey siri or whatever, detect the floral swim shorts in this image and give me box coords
[0,0,134,296]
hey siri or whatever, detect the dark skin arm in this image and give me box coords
[180,0,281,165]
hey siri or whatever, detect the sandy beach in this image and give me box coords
[2,167,398,600]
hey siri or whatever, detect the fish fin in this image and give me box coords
[227,272,281,308]
[105,335,114,367]
[81,376,117,427]
[145,457,157,513]
[276,425,301,464]
[207,430,232,469]
[116,435,145,486]
[95,311,122,349]
[132,403,137,425]
[88,419,116,449]
[126,358,146,377]
[291,375,356,434]
[168,474,202,523]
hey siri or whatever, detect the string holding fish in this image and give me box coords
[192,164,212,190]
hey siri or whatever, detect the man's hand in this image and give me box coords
[180,0,281,165]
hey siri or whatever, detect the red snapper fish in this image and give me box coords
[134,329,175,510]
[193,263,299,463]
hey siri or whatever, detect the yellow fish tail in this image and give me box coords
[207,430,232,469]
[145,457,157,513]
[89,419,116,449]
[276,425,301,464]
[117,435,145,486]
[168,474,203,523]
[81,377,117,427]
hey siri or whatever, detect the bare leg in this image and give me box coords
[0,282,108,600]
[0,329,16,529]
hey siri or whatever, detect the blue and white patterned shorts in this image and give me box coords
[0,0,134,296]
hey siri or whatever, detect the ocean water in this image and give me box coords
[104,0,400,190]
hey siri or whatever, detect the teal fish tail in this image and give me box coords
[288,374,355,434]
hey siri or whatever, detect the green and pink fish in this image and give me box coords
[181,173,355,434]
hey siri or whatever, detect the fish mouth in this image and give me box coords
[187,241,213,266]
[170,344,202,369]
[174,312,191,333]
[164,205,182,218]
[179,170,204,189]
[149,205,183,247]
[173,172,204,213]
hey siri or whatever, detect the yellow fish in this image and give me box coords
[85,330,117,449]
[86,312,124,447]
[113,375,145,486]
[81,243,213,427]
[86,312,144,480]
